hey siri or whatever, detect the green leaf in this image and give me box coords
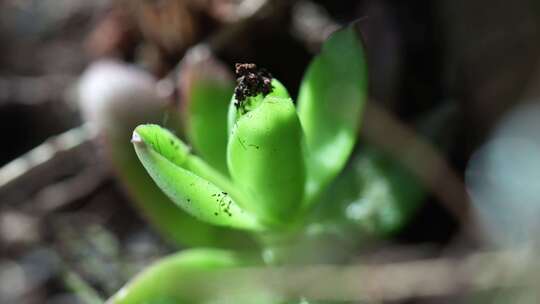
[107,248,357,304]
[227,96,305,224]
[113,143,254,247]
[297,23,368,207]
[314,146,425,238]
[185,81,232,175]
[180,53,235,175]
[106,249,251,304]
[133,124,263,230]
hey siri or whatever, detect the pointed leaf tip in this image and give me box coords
[130,131,142,144]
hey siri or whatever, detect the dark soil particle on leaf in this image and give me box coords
[233,63,273,107]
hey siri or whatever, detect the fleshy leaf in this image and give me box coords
[106,249,251,304]
[179,48,235,175]
[133,124,263,230]
[314,146,425,238]
[297,23,368,206]
[112,143,254,247]
[107,248,348,304]
[227,96,305,224]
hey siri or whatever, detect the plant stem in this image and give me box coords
[63,269,104,304]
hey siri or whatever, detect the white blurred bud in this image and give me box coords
[77,60,168,137]
[467,101,540,247]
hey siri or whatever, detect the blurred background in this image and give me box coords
[1,0,540,303]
